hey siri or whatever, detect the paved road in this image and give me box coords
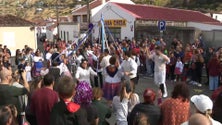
[107,75,212,125]
[136,75,212,100]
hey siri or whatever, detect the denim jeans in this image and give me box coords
[116,121,127,125]
[146,59,153,75]
[209,76,219,91]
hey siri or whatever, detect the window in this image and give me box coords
[64,31,66,41]
[82,15,87,22]
[73,16,78,23]
[67,32,69,41]
[60,31,63,38]
[105,28,121,41]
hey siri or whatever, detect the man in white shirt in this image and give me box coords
[121,51,138,88]
[100,49,111,87]
[75,50,84,66]
[148,46,170,98]
[132,51,140,84]
[100,49,111,70]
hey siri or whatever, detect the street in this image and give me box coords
[107,74,212,125]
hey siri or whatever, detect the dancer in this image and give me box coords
[103,56,122,102]
[148,46,170,97]
[121,51,138,89]
[75,59,97,87]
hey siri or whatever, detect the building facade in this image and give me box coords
[0,15,36,56]
[212,13,222,22]
[58,22,80,42]
[72,0,134,33]
[91,2,222,46]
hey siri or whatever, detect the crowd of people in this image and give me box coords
[0,36,221,125]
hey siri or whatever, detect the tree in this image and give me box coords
[133,0,170,6]
[183,0,190,6]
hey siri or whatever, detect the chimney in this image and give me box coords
[102,0,106,4]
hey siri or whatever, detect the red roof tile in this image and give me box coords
[59,16,69,22]
[0,14,34,26]
[201,22,222,26]
[32,18,48,26]
[113,3,220,23]
[73,0,109,14]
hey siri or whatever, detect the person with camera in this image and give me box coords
[0,66,29,124]
[11,70,29,125]
[18,58,27,74]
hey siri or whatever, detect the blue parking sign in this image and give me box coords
[158,20,166,31]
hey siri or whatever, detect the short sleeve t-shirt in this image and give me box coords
[152,54,169,72]
[30,87,58,125]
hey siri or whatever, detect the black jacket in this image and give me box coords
[50,101,89,125]
[48,67,60,90]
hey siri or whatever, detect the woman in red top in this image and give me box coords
[208,54,221,91]
[161,83,190,125]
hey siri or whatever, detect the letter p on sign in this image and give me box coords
[158,20,166,31]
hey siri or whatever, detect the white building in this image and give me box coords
[92,2,135,40]
[34,20,47,43]
[72,0,134,32]
[91,2,222,47]
[58,22,80,42]
[0,15,37,56]
[212,13,222,22]
[46,22,57,41]
[71,0,222,47]
[187,22,222,31]
[45,16,73,41]
[36,26,46,35]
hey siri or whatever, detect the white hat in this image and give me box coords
[191,94,213,113]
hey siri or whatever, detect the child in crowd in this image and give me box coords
[174,57,184,82]
[168,52,176,82]
[40,62,49,77]
[92,88,111,125]
[25,62,32,82]
[50,76,87,125]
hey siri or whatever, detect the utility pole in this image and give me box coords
[86,0,90,26]
[86,0,91,41]
[56,0,60,39]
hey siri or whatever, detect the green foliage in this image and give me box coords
[133,0,170,6]
[154,0,170,6]
[0,0,75,20]
[132,0,222,12]
[1,0,222,21]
